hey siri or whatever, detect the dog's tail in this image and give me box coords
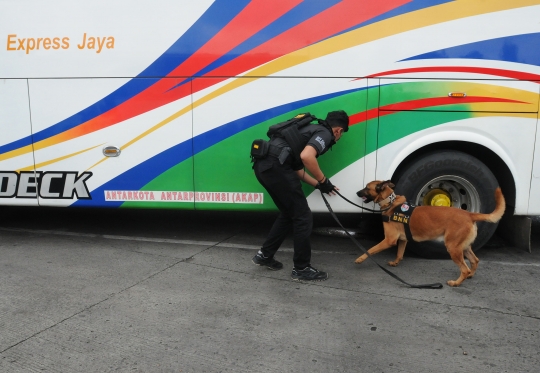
[470,187,506,223]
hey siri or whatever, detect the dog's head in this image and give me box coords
[356,180,395,203]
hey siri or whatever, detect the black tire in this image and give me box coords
[394,150,500,259]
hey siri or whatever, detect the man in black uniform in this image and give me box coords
[252,110,349,281]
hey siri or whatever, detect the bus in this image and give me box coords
[2,0,540,256]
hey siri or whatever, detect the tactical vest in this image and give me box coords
[382,202,416,241]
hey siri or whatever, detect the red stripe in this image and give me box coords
[167,0,302,79]
[345,95,527,127]
[198,0,411,84]
[365,66,540,82]
[61,1,413,140]
[381,96,526,111]
[64,1,303,138]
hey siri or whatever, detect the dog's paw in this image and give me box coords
[354,257,366,264]
[388,260,399,267]
[447,280,460,287]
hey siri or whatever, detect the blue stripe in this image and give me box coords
[402,32,540,67]
[327,0,453,41]
[0,135,33,155]
[1,0,249,156]
[167,0,340,91]
[192,88,359,154]
[73,87,362,207]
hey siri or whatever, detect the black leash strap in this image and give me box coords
[320,191,443,289]
[334,190,391,212]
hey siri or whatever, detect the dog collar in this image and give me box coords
[378,192,396,208]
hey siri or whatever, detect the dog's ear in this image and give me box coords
[376,180,395,193]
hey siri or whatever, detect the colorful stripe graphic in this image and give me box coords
[2,0,540,209]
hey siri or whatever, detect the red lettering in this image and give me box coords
[149,192,155,200]
[166,192,172,201]
[128,191,133,200]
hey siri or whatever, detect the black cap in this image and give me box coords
[325,110,349,132]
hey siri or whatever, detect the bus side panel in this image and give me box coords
[0,0,214,79]
[27,78,194,208]
[191,77,368,212]
[0,79,38,206]
[375,79,539,215]
[527,116,540,215]
[363,79,380,190]
[376,112,537,214]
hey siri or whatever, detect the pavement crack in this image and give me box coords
[0,256,187,355]
[183,261,540,322]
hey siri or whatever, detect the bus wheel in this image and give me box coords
[393,150,500,259]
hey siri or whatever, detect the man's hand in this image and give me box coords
[316,178,336,194]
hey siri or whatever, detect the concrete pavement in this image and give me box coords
[0,208,539,372]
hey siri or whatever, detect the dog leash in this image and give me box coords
[320,191,443,289]
[334,190,391,212]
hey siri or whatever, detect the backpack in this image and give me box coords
[266,112,318,138]
[266,113,321,164]
[250,113,326,165]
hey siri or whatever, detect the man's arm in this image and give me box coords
[297,145,324,187]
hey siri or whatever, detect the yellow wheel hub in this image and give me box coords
[423,189,452,207]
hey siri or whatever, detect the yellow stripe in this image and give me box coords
[88,106,193,169]
[158,0,540,123]
[5,0,538,167]
[86,157,108,172]
[121,106,192,150]
[245,0,540,79]
[97,0,538,164]
[17,144,104,172]
[474,112,537,119]
[0,145,34,162]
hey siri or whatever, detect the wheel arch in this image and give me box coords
[390,141,516,209]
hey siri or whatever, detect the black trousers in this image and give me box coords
[254,156,312,269]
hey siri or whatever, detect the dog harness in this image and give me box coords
[382,202,416,241]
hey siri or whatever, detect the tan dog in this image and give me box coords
[355,180,505,286]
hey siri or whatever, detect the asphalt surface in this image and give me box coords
[0,206,539,372]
